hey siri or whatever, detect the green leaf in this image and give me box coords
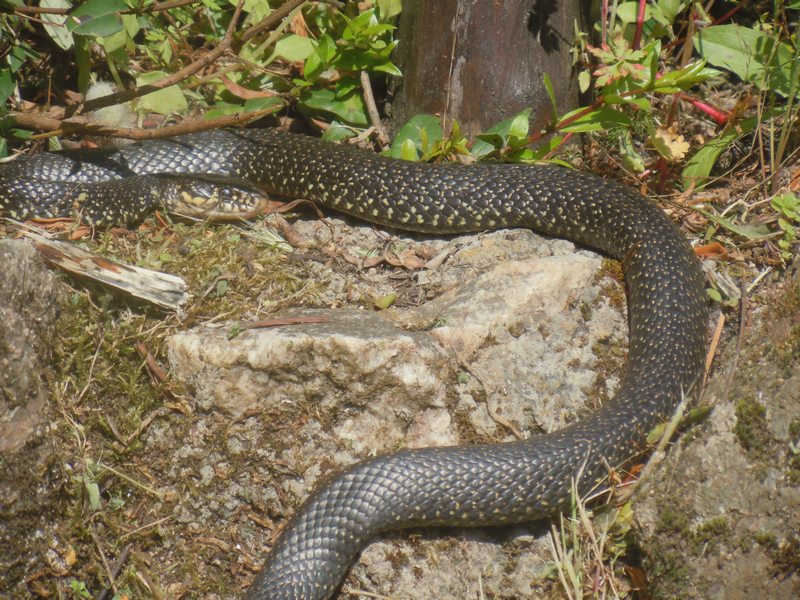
[517,135,566,163]
[101,29,128,54]
[74,34,91,95]
[322,122,356,142]
[68,0,126,36]
[71,0,126,16]
[343,9,377,40]
[274,34,316,62]
[135,71,187,116]
[578,70,591,94]
[682,115,762,189]
[508,110,531,139]
[84,477,101,511]
[244,96,283,111]
[377,0,402,19]
[300,82,368,126]
[658,0,683,24]
[694,207,772,240]
[681,133,733,188]
[101,14,138,54]
[41,0,74,51]
[371,60,402,76]
[772,192,800,221]
[9,44,33,73]
[558,106,631,132]
[303,34,336,80]
[694,24,799,97]
[0,69,14,107]
[204,101,246,118]
[470,109,532,157]
[374,292,396,309]
[72,13,124,37]
[616,2,656,24]
[654,60,719,91]
[470,135,502,158]
[398,138,418,161]
[389,114,442,159]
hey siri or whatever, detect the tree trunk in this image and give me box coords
[388,0,586,137]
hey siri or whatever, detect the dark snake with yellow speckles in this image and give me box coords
[0,128,708,599]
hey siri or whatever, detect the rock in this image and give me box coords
[635,270,800,599]
[0,239,61,451]
[0,239,67,594]
[166,225,628,597]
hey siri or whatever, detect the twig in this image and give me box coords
[242,315,331,330]
[10,103,282,140]
[721,279,748,403]
[237,0,307,49]
[95,544,131,600]
[462,364,524,440]
[12,0,202,16]
[119,516,172,542]
[90,526,115,588]
[340,589,395,599]
[703,312,725,388]
[134,342,170,385]
[10,0,305,136]
[359,71,389,147]
[76,0,249,115]
[626,391,690,501]
[95,461,163,500]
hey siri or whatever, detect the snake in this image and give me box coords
[0,128,708,599]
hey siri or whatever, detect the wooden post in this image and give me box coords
[388,0,586,137]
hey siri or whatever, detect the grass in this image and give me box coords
[35,213,330,596]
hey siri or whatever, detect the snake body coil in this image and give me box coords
[0,129,708,599]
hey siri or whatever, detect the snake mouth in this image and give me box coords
[163,175,271,220]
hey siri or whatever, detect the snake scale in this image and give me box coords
[0,128,708,599]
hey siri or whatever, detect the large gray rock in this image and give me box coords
[166,226,627,598]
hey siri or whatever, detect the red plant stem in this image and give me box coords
[680,94,730,125]
[632,0,647,50]
[534,88,642,140]
[665,4,743,52]
[541,132,574,161]
[710,4,743,27]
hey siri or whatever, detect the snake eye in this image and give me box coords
[189,180,218,199]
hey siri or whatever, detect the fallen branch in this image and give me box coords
[9,102,282,141]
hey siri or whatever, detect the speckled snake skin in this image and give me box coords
[0,129,708,599]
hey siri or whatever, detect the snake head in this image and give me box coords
[159,174,271,220]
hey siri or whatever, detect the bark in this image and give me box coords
[389,0,587,137]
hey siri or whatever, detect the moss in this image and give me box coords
[656,505,689,534]
[597,258,626,310]
[764,271,800,368]
[647,547,692,600]
[645,506,733,599]
[588,335,627,407]
[768,533,800,578]
[30,217,333,595]
[689,517,730,554]
[733,397,773,459]
[754,531,778,548]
